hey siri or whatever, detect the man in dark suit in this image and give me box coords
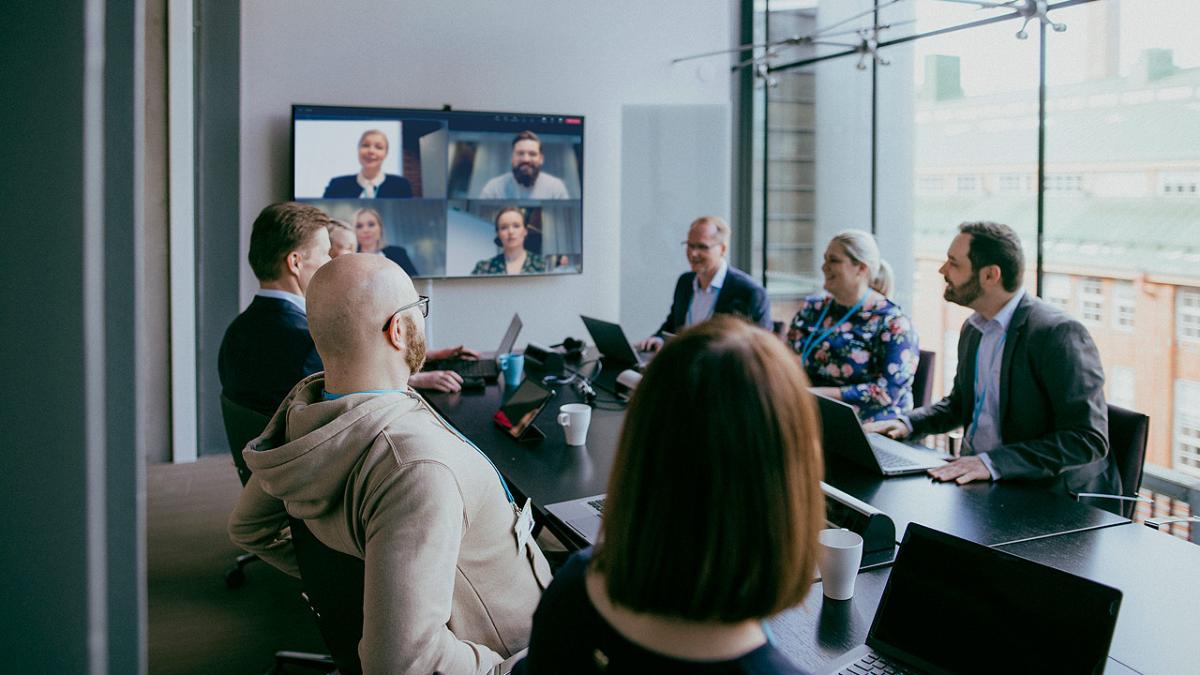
[867,222,1120,497]
[219,203,333,416]
[636,216,772,352]
[220,202,478,417]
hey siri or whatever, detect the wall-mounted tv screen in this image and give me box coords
[292,104,584,279]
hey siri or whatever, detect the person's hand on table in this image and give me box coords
[427,344,480,361]
[864,419,910,440]
[635,336,664,352]
[410,370,463,393]
[928,455,990,485]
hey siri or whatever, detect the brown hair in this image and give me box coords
[593,315,825,621]
[960,221,1024,292]
[511,129,542,152]
[247,202,333,282]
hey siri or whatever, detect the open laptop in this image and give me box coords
[545,493,605,545]
[816,394,948,476]
[819,523,1124,675]
[580,315,653,369]
[425,313,521,381]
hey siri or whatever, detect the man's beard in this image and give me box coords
[943,273,983,307]
[512,162,540,188]
[401,313,427,373]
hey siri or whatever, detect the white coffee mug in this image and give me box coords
[817,528,864,601]
[557,403,592,446]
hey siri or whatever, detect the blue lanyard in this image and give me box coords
[967,332,1006,450]
[322,387,515,504]
[800,294,867,366]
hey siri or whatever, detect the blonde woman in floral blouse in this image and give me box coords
[788,230,918,422]
[471,206,546,275]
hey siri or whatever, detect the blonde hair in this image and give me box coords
[831,229,893,297]
[691,215,731,249]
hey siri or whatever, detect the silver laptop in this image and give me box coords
[815,394,948,476]
[545,493,605,545]
[426,313,521,381]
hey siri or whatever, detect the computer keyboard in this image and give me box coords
[874,451,914,469]
[838,651,908,675]
[452,360,497,378]
[587,498,606,514]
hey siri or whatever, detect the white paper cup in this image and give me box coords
[557,403,592,446]
[818,528,864,600]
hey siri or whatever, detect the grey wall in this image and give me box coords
[196,0,242,455]
[235,0,732,353]
[620,104,732,341]
[0,1,144,670]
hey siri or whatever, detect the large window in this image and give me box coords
[745,0,1200,481]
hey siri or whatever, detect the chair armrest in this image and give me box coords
[1073,493,1153,504]
[1144,515,1200,530]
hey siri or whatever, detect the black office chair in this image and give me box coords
[912,349,936,409]
[1076,403,1151,518]
[219,394,270,588]
[290,516,366,675]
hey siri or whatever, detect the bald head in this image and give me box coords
[308,254,423,374]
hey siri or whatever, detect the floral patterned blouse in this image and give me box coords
[788,292,918,423]
[471,251,546,276]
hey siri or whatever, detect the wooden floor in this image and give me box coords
[148,455,326,674]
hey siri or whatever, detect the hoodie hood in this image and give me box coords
[242,372,419,520]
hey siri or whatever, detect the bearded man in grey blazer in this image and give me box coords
[867,221,1121,497]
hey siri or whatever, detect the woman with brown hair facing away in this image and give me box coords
[514,315,823,673]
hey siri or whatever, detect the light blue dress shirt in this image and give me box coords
[965,289,1026,478]
[686,259,728,327]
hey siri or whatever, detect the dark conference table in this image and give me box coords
[425,368,1197,674]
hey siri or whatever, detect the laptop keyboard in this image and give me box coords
[874,451,915,470]
[452,360,497,378]
[587,498,606,514]
[838,651,908,675]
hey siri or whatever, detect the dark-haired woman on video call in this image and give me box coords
[322,129,413,199]
[354,207,419,277]
[471,206,546,275]
[514,315,822,674]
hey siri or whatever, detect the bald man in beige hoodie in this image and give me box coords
[228,253,550,674]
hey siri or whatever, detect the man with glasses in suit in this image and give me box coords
[636,215,772,352]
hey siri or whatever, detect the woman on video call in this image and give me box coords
[322,129,414,199]
[471,206,546,275]
[787,229,917,423]
[514,316,822,673]
[354,208,419,277]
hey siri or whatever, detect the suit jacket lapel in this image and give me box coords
[962,327,982,426]
[999,294,1033,429]
[676,273,697,328]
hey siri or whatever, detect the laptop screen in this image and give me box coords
[496,314,522,357]
[869,524,1121,674]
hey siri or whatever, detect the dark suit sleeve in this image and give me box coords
[656,275,689,337]
[908,323,972,436]
[747,281,772,331]
[987,321,1109,480]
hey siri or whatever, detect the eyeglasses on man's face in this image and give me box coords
[381,295,429,332]
[682,241,717,253]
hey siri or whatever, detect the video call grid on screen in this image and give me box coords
[292,104,584,280]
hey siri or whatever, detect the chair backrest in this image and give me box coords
[290,516,366,675]
[912,349,937,409]
[219,394,270,486]
[1106,403,1150,516]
